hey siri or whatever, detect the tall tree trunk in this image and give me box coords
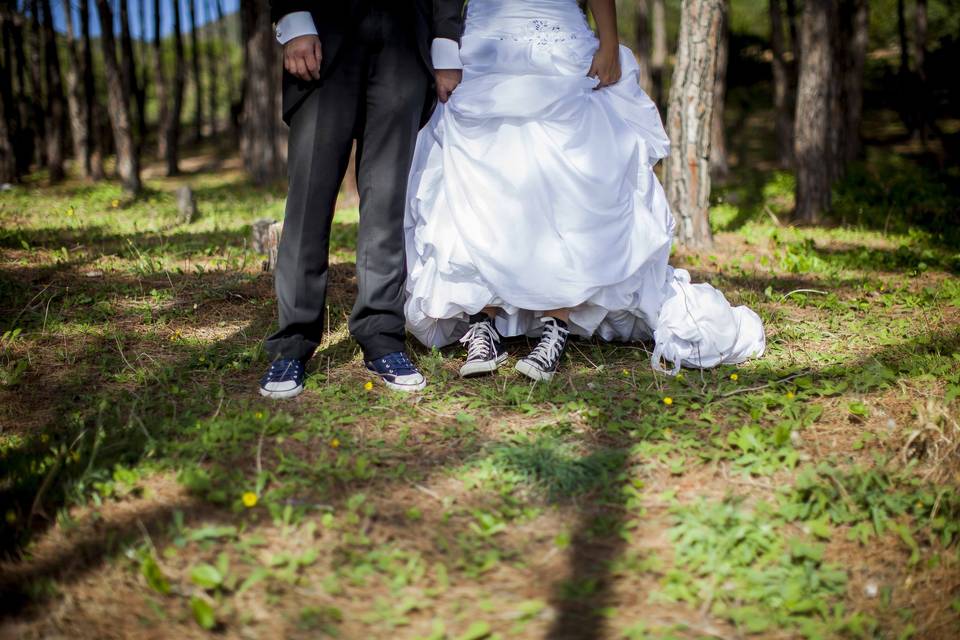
[168,0,186,175]
[240,0,285,184]
[189,0,204,140]
[0,84,14,185]
[9,9,32,174]
[39,0,66,181]
[651,0,667,106]
[913,0,929,143]
[709,0,729,181]
[770,0,794,167]
[93,0,142,193]
[664,0,724,249]
[137,0,147,96]
[62,0,92,177]
[204,0,217,133]
[119,0,144,148]
[896,0,914,136]
[153,0,169,160]
[0,8,17,183]
[842,0,869,162]
[26,0,45,167]
[635,0,653,96]
[794,0,836,223]
[80,0,104,179]
[215,0,236,131]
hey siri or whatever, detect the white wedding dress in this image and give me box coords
[403,0,765,374]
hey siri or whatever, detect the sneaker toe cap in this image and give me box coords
[391,372,425,387]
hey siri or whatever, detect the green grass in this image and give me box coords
[1,150,959,639]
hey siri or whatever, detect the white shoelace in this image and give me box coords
[527,318,569,369]
[460,321,500,361]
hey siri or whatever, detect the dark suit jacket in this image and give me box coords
[269,0,465,125]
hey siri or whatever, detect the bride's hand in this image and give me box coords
[587,44,621,89]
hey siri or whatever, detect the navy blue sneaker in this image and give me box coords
[365,351,427,392]
[259,358,306,399]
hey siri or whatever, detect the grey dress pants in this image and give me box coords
[265,5,430,363]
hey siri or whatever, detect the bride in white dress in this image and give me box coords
[404,0,765,381]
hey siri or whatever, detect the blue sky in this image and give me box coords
[43,0,240,40]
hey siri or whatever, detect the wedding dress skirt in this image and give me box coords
[403,0,765,373]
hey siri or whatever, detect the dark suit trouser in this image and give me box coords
[265,7,429,363]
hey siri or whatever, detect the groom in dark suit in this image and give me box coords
[261,0,465,398]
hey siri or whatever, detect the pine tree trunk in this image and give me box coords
[913,0,929,143]
[240,0,285,184]
[794,0,835,223]
[27,0,46,167]
[119,0,144,148]
[9,10,33,175]
[842,0,869,162]
[895,0,915,136]
[189,0,204,140]
[167,0,186,175]
[62,0,91,178]
[93,0,141,193]
[664,0,725,249]
[80,0,104,179]
[153,0,169,160]
[635,0,653,96]
[770,0,794,167]
[137,0,147,99]
[0,92,14,184]
[215,0,237,131]
[0,9,17,183]
[40,0,66,181]
[709,0,729,181]
[651,0,667,106]
[204,0,218,133]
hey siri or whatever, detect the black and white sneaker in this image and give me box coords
[259,358,306,399]
[459,313,507,378]
[365,351,427,392]
[515,317,569,382]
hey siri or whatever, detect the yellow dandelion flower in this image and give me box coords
[663,397,673,406]
[111,199,120,208]
[254,411,264,420]
[786,391,795,400]
[5,510,16,524]
[242,492,258,508]
[330,438,341,449]
[730,373,738,381]
[363,381,374,391]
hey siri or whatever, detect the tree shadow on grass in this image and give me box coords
[2,216,959,635]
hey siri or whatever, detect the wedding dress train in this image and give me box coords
[403,0,765,373]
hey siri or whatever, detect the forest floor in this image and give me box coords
[1,139,959,639]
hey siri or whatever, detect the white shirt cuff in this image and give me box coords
[275,12,317,45]
[431,38,462,70]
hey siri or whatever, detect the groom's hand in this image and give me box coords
[435,69,462,103]
[284,35,322,82]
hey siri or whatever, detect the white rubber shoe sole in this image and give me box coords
[259,383,305,399]
[515,359,556,382]
[380,376,427,392]
[459,352,509,378]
